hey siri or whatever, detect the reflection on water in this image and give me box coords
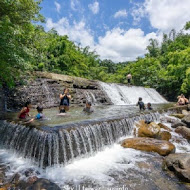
[1,103,174,127]
[0,103,174,127]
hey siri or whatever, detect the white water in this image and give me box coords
[0,137,150,188]
[100,82,167,105]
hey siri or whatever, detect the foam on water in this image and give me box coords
[0,136,150,187]
[100,82,167,105]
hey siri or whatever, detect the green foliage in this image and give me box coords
[0,1,190,101]
[0,0,43,87]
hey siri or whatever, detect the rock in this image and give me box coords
[136,120,160,138]
[182,115,190,128]
[171,121,187,128]
[160,116,177,124]
[27,176,38,184]
[121,137,175,156]
[26,178,61,190]
[158,123,172,132]
[182,110,190,116]
[157,131,172,141]
[170,114,185,119]
[175,126,190,140]
[163,153,190,182]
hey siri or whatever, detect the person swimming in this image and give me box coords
[18,101,32,119]
[35,106,45,119]
[147,103,153,110]
[83,101,94,113]
[136,97,145,110]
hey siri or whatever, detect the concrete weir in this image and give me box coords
[0,112,161,168]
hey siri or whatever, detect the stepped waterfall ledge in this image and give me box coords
[0,112,160,168]
[100,82,167,105]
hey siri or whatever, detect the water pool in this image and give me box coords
[0,103,174,127]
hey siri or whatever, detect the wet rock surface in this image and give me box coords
[26,178,61,190]
[182,115,190,128]
[171,121,187,128]
[170,114,185,119]
[136,120,160,138]
[3,72,112,110]
[158,122,172,132]
[164,153,190,183]
[175,126,190,140]
[157,131,172,141]
[121,137,175,156]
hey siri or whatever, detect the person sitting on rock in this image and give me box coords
[136,97,145,110]
[18,101,32,119]
[147,103,153,110]
[177,94,188,105]
[83,101,94,113]
[59,88,71,112]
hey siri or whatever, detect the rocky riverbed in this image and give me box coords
[0,107,190,190]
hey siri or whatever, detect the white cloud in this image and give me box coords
[70,0,80,11]
[131,0,190,32]
[95,28,160,62]
[46,18,94,48]
[54,2,61,13]
[114,9,127,18]
[88,1,99,14]
[46,18,161,62]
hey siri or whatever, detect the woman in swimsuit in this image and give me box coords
[59,88,71,112]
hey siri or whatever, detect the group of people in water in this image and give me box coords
[18,88,94,122]
[18,86,189,123]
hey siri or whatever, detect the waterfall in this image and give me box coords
[99,82,167,105]
[0,112,160,168]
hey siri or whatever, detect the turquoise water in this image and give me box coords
[1,103,173,127]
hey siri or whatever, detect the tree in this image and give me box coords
[0,0,43,86]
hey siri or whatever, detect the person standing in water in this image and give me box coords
[59,88,71,112]
[136,97,145,110]
[126,73,132,86]
[18,101,32,119]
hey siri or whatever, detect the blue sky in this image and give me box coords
[40,0,190,62]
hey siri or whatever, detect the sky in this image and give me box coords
[40,0,190,62]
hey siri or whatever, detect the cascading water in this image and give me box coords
[99,82,167,105]
[0,112,160,168]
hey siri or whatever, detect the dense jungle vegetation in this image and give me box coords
[1,0,190,100]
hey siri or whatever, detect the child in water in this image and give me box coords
[25,106,45,123]
[18,101,32,119]
[147,103,153,110]
[136,97,145,110]
[83,101,94,113]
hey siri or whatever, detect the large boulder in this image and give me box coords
[171,121,187,128]
[136,120,160,138]
[182,115,190,128]
[163,153,190,182]
[158,123,172,132]
[175,126,190,141]
[157,131,171,141]
[121,137,175,156]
